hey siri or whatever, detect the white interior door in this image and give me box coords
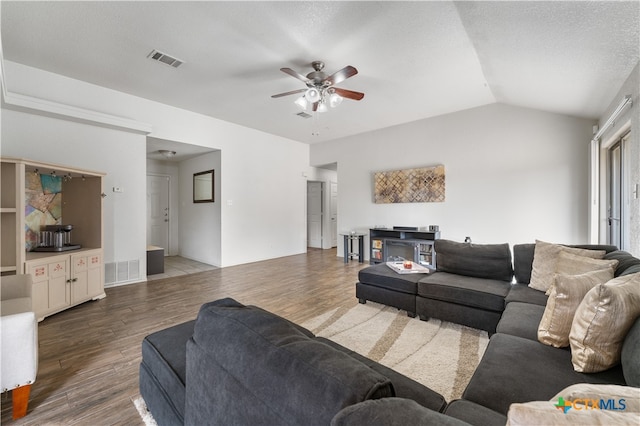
[307,181,323,248]
[147,174,170,254]
[330,181,338,247]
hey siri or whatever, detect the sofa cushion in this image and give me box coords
[621,317,640,387]
[358,263,424,294]
[496,302,545,341]
[331,398,471,426]
[550,252,618,293]
[185,298,394,426]
[504,283,548,306]
[140,320,195,424]
[513,243,617,285]
[433,239,513,282]
[570,273,640,373]
[462,333,626,415]
[316,337,447,413]
[444,399,507,426]
[529,240,606,293]
[417,272,511,312]
[538,268,615,348]
[605,250,640,277]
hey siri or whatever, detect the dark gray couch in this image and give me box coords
[140,298,448,425]
[357,240,640,425]
[140,242,640,425]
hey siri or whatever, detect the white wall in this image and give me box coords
[596,62,639,257]
[1,109,147,277]
[311,103,594,259]
[2,61,310,275]
[179,152,222,266]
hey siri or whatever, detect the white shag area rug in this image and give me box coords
[302,301,489,402]
[134,301,489,424]
[133,395,157,426]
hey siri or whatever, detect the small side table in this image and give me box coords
[341,233,366,263]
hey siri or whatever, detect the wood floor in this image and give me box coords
[1,248,367,425]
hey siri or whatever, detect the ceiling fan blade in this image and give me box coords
[333,87,365,101]
[280,67,310,83]
[271,88,306,98]
[312,102,319,112]
[326,66,358,85]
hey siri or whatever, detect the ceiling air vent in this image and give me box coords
[296,112,312,119]
[147,49,183,68]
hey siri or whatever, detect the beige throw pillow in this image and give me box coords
[552,383,640,412]
[529,240,606,293]
[538,268,615,348]
[506,401,639,425]
[570,273,640,373]
[507,384,640,425]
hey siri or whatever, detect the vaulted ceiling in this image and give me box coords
[2,1,639,144]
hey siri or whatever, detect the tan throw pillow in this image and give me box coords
[507,401,639,425]
[552,383,640,412]
[507,384,640,425]
[538,268,614,348]
[570,273,640,373]
[529,240,606,293]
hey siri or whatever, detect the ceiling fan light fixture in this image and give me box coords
[159,149,177,158]
[294,96,308,110]
[305,87,321,103]
[317,102,328,113]
[329,92,343,108]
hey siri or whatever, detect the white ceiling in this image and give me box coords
[1,1,639,145]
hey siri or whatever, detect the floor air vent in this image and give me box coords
[105,259,141,286]
[147,49,183,68]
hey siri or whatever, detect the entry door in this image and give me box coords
[330,181,338,247]
[147,174,170,254]
[307,181,323,248]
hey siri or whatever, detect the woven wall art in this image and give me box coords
[374,165,445,203]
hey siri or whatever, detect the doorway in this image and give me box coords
[147,174,170,255]
[307,181,323,248]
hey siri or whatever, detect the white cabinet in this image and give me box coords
[26,249,105,321]
[1,157,105,322]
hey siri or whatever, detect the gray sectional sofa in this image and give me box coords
[140,241,640,425]
[140,298,450,425]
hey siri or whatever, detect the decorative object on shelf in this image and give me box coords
[271,61,364,113]
[429,225,439,232]
[374,165,445,204]
[193,170,214,203]
[25,170,63,251]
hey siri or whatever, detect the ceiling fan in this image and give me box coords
[271,61,364,113]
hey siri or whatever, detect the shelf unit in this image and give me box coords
[1,157,106,321]
[369,228,440,267]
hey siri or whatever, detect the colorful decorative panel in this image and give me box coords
[374,165,445,204]
[25,173,62,250]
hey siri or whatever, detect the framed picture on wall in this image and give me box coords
[193,169,214,203]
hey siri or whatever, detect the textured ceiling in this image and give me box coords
[1,1,638,145]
